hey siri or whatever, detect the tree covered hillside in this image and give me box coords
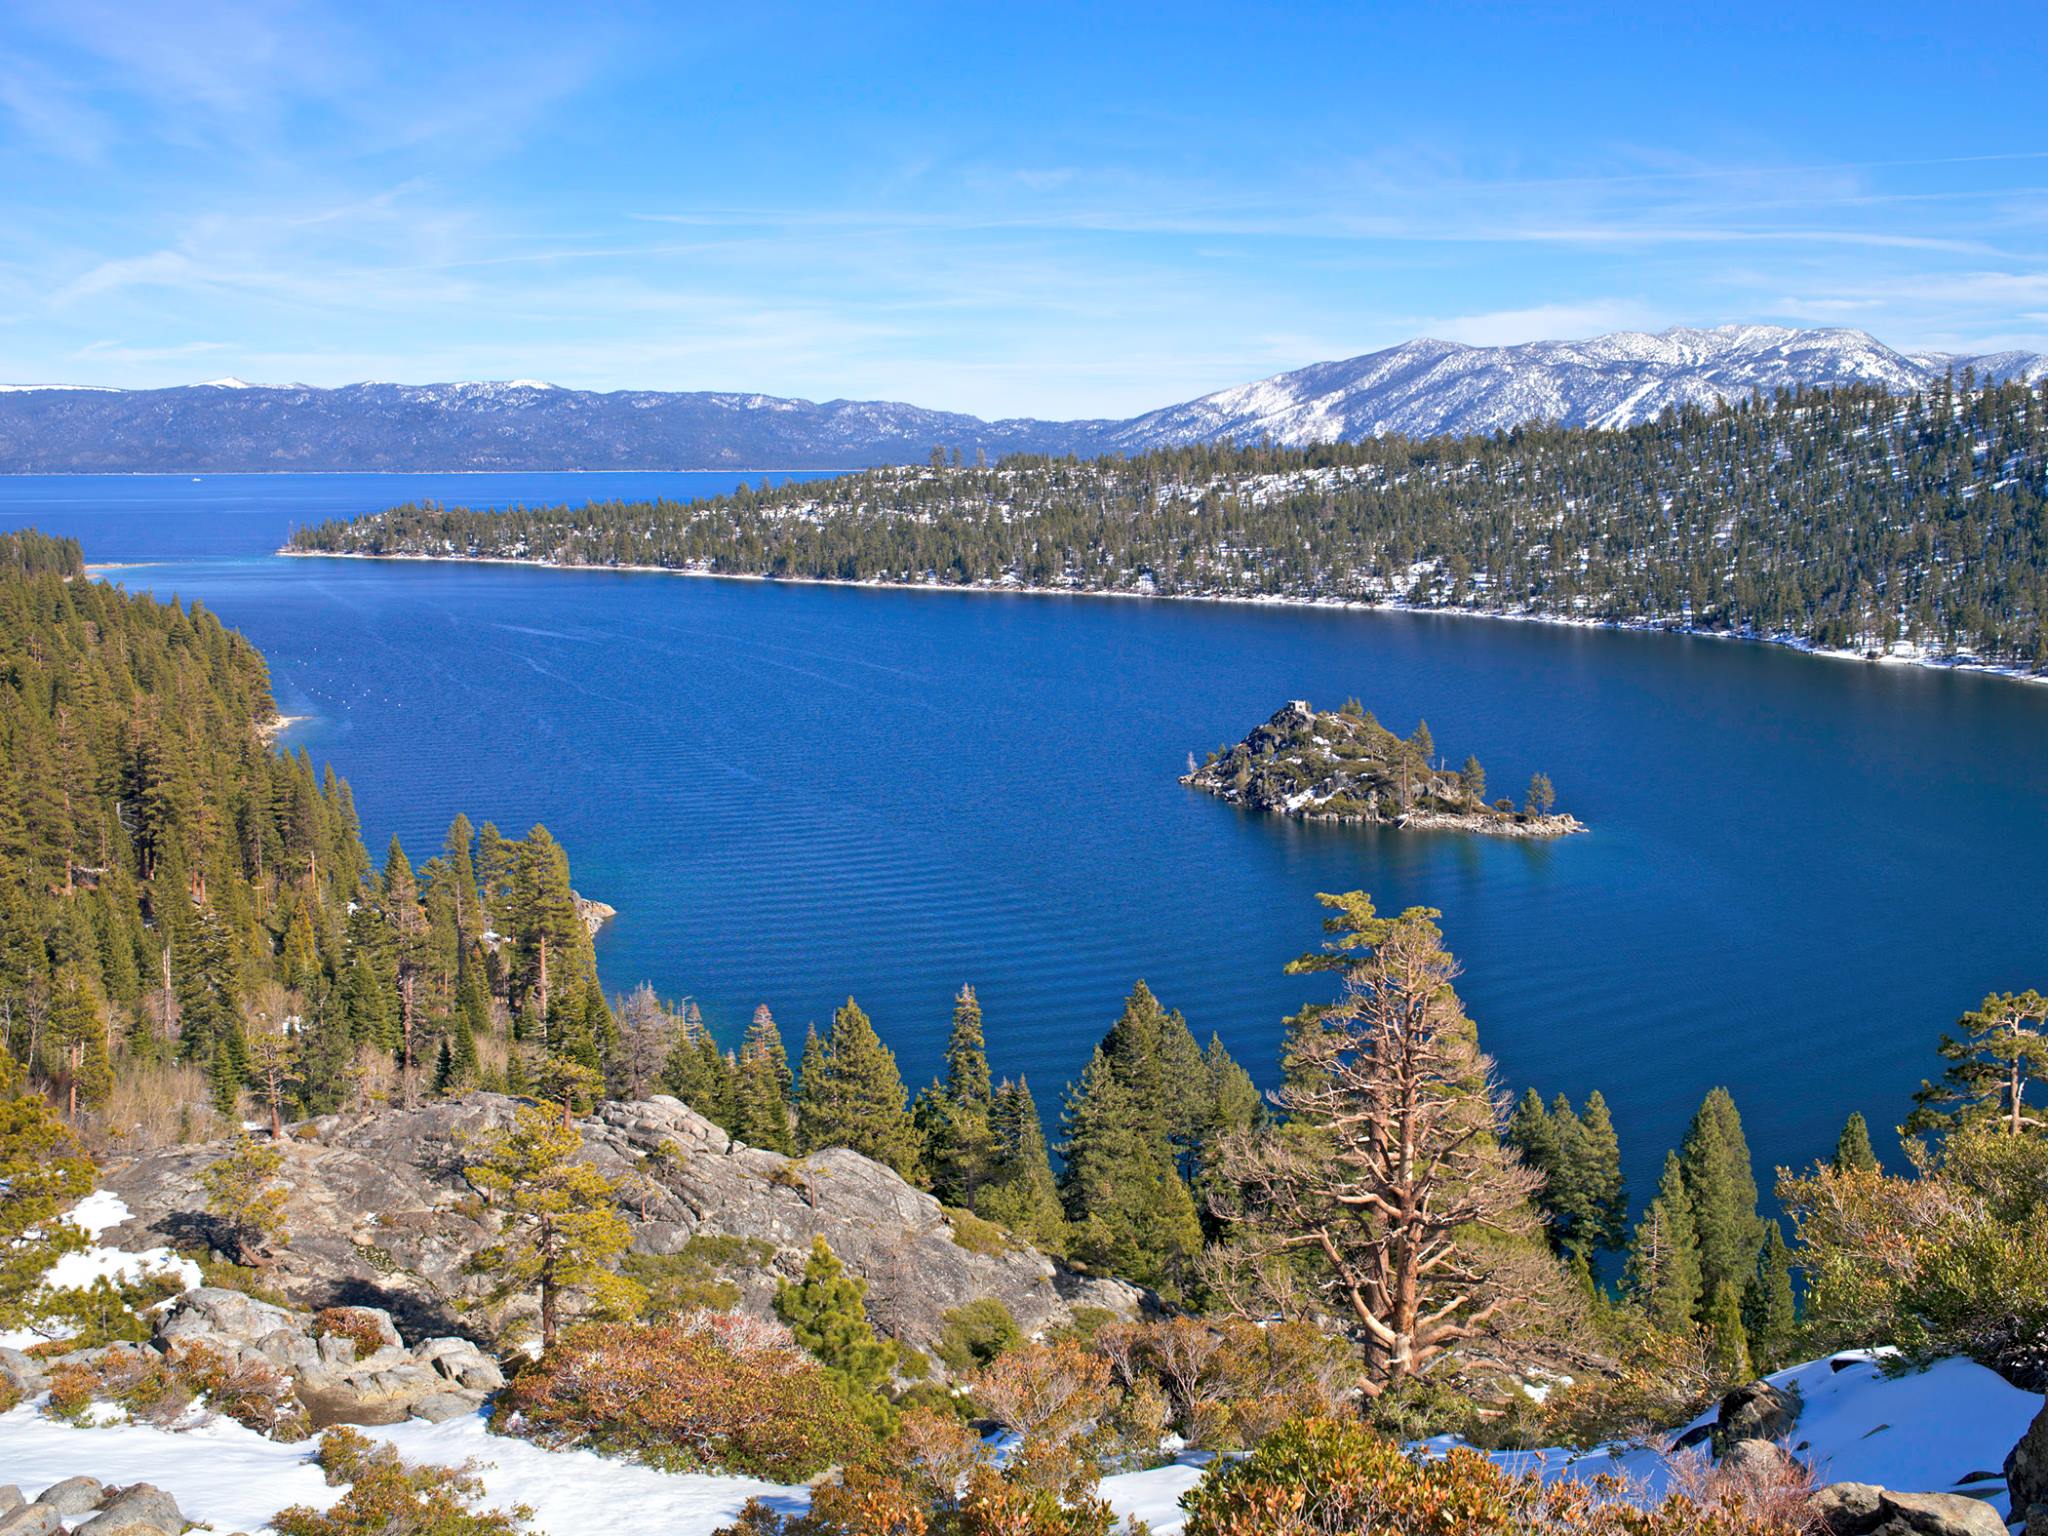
[292,377,2048,670]
[0,530,611,1135]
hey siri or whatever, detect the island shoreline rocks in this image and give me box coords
[1183,699,1586,837]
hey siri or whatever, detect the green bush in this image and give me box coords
[273,1428,533,1536]
[34,1271,186,1350]
[497,1319,872,1480]
[1181,1415,1807,1536]
[624,1236,777,1321]
[942,1206,1012,1256]
[933,1298,1022,1374]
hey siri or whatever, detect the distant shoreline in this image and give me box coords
[275,547,2048,690]
[0,467,835,478]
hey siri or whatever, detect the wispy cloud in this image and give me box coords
[2,3,2045,413]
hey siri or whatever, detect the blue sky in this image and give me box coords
[2,0,2045,415]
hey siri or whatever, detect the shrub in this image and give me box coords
[496,1318,871,1480]
[623,1235,775,1321]
[933,1298,1022,1374]
[1088,1317,1351,1453]
[715,1408,1118,1536]
[44,1341,306,1439]
[315,1307,392,1359]
[972,1339,1116,1499]
[273,1427,534,1536]
[1537,1322,1718,1451]
[941,1207,1011,1256]
[1782,1125,2048,1388]
[33,1270,187,1350]
[1053,1306,1120,1345]
[1180,1416,1810,1536]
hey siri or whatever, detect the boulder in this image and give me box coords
[158,1288,317,1373]
[1810,1482,2009,1536]
[0,1489,19,1518]
[99,1093,1143,1359]
[76,1484,184,1536]
[141,1283,502,1427]
[0,1349,45,1398]
[1718,1379,1799,1445]
[0,1507,60,1536]
[414,1337,505,1392]
[30,1477,104,1516]
[297,1358,451,1428]
[2009,1401,2048,1526]
[411,1390,487,1423]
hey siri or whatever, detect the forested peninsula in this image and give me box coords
[1186,700,1582,835]
[0,528,614,1129]
[286,376,2048,676]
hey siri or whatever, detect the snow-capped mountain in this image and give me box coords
[1103,325,2048,448]
[0,326,2040,471]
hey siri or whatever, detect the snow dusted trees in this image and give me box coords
[1212,892,1545,1396]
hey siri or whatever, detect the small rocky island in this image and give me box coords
[1183,699,1586,836]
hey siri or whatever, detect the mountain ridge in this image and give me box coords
[1,324,2042,471]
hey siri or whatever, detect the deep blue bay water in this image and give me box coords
[7,473,2047,1208]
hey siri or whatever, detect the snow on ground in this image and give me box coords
[1102,1457,1208,1534]
[0,1405,809,1536]
[0,1192,201,1351]
[1453,1351,2042,1517]
[0,1351,2036,1536]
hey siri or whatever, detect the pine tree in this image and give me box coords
[1628,1151,1703,1333]
[1506,1088,1559,1182]
[773,1237,897,1430]
[943,984,991,1106]
[462,1104,642,1348]
[1193,1033,1263,1219]
[1832,1111,1880,1173]
[1577,1090,1629,1255]
[1546,1091,1593,1255]
[795,998,922,1179]
[200,1134,291,1267]
[1213,893,1546,1394]
[1742,1220,1796,1370]
[1904,989,2048,1138]
[733,1005,794,1153]
[1704,1280,1753,1383]
[918,986,999,1205]
[1460,754,1487,804]
[0,1050,95,1328]
[49,970,111,1117]
[974,1078,1065,1250]
[659,1000,725,1118]
[1679,1087,1762,1313]
[1059,1040,1203,1291]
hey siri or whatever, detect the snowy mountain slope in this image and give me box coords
[0,1350,2036,1536]
[1103,325,2046,448]
[0,326,2040,470]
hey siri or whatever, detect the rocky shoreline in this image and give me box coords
[1183,699,1586,837]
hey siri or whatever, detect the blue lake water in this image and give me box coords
[7,473,2047,1206]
